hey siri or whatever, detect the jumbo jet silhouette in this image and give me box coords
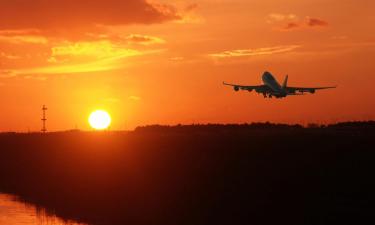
[223,71,336,98]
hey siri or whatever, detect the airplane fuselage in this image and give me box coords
[261,71,287,98]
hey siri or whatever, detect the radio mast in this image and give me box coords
[41,105,47,133]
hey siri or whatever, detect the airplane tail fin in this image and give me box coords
[282,75,288,89]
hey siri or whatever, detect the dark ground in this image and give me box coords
[0,122,375,225]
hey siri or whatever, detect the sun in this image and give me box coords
[88,110,111,130]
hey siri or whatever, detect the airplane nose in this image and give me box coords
[262,71,270,79]
[262,72,268,82]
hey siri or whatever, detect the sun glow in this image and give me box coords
[88,110,111,130]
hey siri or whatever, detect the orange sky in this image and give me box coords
[0,0,374,131]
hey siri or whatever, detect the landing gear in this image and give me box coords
[263,93,273,98]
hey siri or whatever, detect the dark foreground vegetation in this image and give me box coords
[0,122,375,225]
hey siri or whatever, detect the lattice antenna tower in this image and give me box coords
[41,105,47,133]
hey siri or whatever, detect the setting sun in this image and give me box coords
[88,110,111,130]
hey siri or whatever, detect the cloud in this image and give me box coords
[0,0,180,30]
[0,29,47,44]
[0,29,41,35]
[209,45,301,58]
[0,52,22,60]
[0,31,166,77]
[306,17,328,27]
[50,41,140,60]
[0,34,48,44]
[282,22,300,30]
[267,13,297,23]
[1,40,163,76]
[83,31,166,46]
[125,34,165,45]
[0,1,188,77]
[172,2,203,24]
[269,14,329,31]
[12,58,122,75]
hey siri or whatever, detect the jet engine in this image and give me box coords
[234,86,240,91]
[309,90,315,94]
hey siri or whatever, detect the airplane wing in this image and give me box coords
[286,86,336,94]
[223,82,270,92]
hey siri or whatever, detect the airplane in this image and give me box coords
[223,71,336,98]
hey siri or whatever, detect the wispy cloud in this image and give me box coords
[279,17,329,31]
[0,0,181,31]
[173,2,204,24]
[0,34,48,44]
[84,31,166,46]
[306,17,328,27]
[267,13,297,23]
[125,34,165,45]
[0,52,22,59]
[0,28,168,77]
[41,40,144,73]
[50,41,140,59]
[282,22,300,30]
[209,45,301,58]
[268,13,329,31]
[0,29,41,35]
[0,40,163,76]
[0,0,179,78]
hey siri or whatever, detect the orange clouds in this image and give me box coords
[0,31,167,76]
[283,22,300,30]
[125,34,166,45]
[0,34,48,45]
[0,0,174,77]
[0,39,164,76]
[0,29,48,45]
[0,0,180,30]
[50,41,142,60]
[281,17,329,31]
[210,45,301,58]
[267,13,297,23]
[268,14,328,31]
[306,18,329,27]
